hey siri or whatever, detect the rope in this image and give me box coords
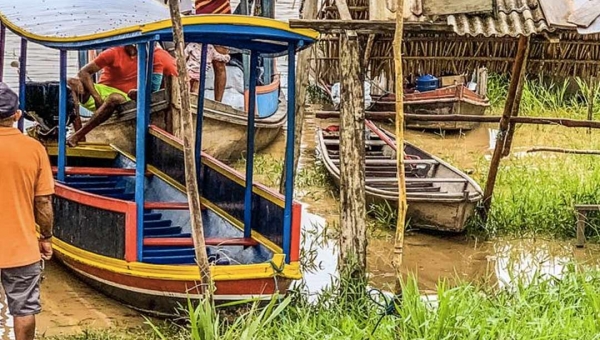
[269,260,285,301]
[368,288,402,336]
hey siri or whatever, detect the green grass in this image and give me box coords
[50,269,600,340]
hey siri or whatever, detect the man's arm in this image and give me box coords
[78,62,103,107]
[35,195,54,260]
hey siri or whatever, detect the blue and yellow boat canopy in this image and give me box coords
[0,0,318,55]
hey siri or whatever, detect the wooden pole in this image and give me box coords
[501,36,531,157]
[392,0,407,294]
[167,0,212,295]
[279,0,317,194]
[481,35,530,221]
[336,0,367,279]
[586,77,596,135]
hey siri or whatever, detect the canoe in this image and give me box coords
[317,125,483,232]
[44,125,302,315]
[370,84,490,131]
[87,73,286,163]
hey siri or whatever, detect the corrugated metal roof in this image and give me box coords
[381,0,554,36]
[448,0,552,37]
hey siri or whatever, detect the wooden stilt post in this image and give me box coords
[586,77,596,135]
[482,35,530,221]
[167,0,212,296]
[392,0,407,294]
[501,36,531,157]
[279,0,317,194]
[336,0,367,279]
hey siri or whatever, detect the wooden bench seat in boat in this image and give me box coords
[52,167,153,177]
[143,237,259,247]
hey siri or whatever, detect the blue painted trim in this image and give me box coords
[282,44,296,264]
[195,44,208,192]
[135,43,149,262]
[78,51,88,69]
[243,52,259,239]
[145,41,155,123]
[57,50,68,183]
[17,38,27,132]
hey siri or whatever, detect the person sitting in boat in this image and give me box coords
[192,0,232,102]
[67,45,164,147]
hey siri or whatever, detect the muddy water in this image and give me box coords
[0,262,142,340]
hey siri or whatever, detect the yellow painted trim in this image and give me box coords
[53,238,301,281]
[45,143,118,159]
[113,144,285,255]
[0,14,318,44]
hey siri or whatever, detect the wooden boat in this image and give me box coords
[45,127,302,313]
[317,124,483,232]
[1,1,318,315]
[85,74,286,162]
[370,84,490,131]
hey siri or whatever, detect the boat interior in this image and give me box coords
[47,126,296,266]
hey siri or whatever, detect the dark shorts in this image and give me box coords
[0,262,42,317]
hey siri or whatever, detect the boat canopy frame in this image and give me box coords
[0,10,317,265]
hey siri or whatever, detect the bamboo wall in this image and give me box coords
[314,30,600,91]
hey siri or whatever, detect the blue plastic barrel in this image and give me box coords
[415,74,439,92]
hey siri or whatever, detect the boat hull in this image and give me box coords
[318,127,483,232]
[87,78,286,163]
[54,251,291,315]
[371,85,490,131]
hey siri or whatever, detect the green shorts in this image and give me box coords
[81,84,130,111]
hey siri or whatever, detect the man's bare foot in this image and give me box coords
[127,89,138,102]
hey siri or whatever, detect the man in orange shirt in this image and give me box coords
[67,45,163,146]
[0,83,54,340]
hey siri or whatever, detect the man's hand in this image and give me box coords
[39,240,53,260]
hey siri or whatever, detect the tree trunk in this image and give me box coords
[393,0,407,294]
[337,31,367,279]
[167,0,212,296]
[279,0,318,194]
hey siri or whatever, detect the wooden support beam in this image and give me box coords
[482,35,530,222]
[502,36,531,157]
[288,19,452,34]
[393,0,407,296]
[337,30,367,279]
[526,147,600,155]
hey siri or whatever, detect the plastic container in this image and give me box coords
[415,74,439,92]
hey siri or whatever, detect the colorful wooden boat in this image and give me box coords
[0,0,318,315]
[317,124,483,232]
[371,85,490,131]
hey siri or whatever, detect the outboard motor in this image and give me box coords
[23,81,75,138]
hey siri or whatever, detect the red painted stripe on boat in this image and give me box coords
[365,120,397,151]
[125,204,137,262]
[290,203,302,262]
[52,167,152,176]
[143,202,191,210]
[59,256,286,295]
[55,183,133,212]
[143,237,259,247]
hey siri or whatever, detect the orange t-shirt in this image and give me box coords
[95,47,163,94]
[0,128,54,268]
[155,48,178,77]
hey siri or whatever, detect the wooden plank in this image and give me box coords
[568,0,600,27]
[144,237,259,247]
[288,19,452,33]
[422,0,492,16]
[144,202,190,210]
[336,0,358,38]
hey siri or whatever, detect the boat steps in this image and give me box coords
[62,174,259,265]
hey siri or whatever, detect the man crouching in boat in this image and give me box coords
[67,45,164,147]
[0,83,54,340]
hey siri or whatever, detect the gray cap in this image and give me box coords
[0,82,19,119]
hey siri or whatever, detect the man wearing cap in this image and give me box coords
[0,83,54,340]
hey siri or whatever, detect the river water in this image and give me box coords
[2,1,600,339]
